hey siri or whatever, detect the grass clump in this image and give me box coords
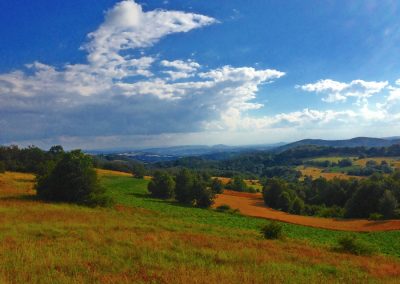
[335,235,376,256]
[261,221,284,240]
[215,204,240,214]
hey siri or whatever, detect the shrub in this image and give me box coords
[36,150,113,207]
[368,212,384,220]
[261,221,283,240]
[148,171,175,199]
[335,235,375,255]
[0,161,5,173]
[216,204,240,214]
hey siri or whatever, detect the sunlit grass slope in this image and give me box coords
[0,171,399,283]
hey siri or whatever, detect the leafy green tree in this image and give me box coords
[175,169,195,203]
[291,197,305,214]
[0,161,5,173]
[226,176,248,192]
[131,162,146,179]
[345,179,384,218]
[148,171,175,199]
[277,191,292,212]
[193,178,215,208]
[36,150,113,207]
[262,178,287,208]
[210,178,224,194]
[378,190,398,219]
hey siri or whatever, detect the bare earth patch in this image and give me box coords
[214,190,400,232]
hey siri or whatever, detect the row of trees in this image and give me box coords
[148,169,223,208]
[263,173,400,219]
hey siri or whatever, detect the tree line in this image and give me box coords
[262,173,400,220]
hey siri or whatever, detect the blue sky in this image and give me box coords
[1,0,400,149]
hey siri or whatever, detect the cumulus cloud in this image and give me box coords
[160,59,200,80]
[298,79,388,103]
[0,0,287,144]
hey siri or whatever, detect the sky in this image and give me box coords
[1,0,400,150]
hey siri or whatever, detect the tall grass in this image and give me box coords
[0,171,399,283]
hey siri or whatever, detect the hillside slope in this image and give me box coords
[278,137,400,152]
[0,171,399,283]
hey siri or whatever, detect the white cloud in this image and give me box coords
[160,59,200,80]
[0,0,289,144]
[298,79,388,104]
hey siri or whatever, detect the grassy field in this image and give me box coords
[309,156,357,163]
[297,166,362,180]
[0,171,399,283]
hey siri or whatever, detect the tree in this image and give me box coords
[174,169,195,203]
[148,171,175,199]
[291,197,305,214]
[378,190,398,219]
[192,178,215,208]
[0,161,5,173]
[338,158,353,167]
[226,176,248,192]
[210,178,224,194]
[277,191,292,212]
[131,162,146,179]
[36,150,113,207]
[262,178,287,208]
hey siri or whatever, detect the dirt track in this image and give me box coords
[214,190,400,232]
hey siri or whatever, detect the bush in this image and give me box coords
[36,150,113,207]
[335,235,375,255]
[368,213,384,220]
[261,221,283,240]
[148,171,175,199]
[216,204,240,214]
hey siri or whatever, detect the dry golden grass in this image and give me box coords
[354,157,400,169]
[213,177,262,189]
[95,169,133,177]
[298,166,362,180]
[1,171,400,283]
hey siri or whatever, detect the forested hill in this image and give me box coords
[277,137,400,152]
[155,144,400,178]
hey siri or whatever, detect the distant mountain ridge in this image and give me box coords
[277,137,400,152]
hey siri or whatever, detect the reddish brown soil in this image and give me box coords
[214,190,400,232]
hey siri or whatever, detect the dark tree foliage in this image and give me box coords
[36,150,113,207]
[175,169,195,203]
[378,190,398,219]
[262,171,400,219]
[0,161,5,173]
[225,176,248,192]
[148,171,175,199]
[149,168,217,208]
[211,178,224,194]
[263,178,288,208]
